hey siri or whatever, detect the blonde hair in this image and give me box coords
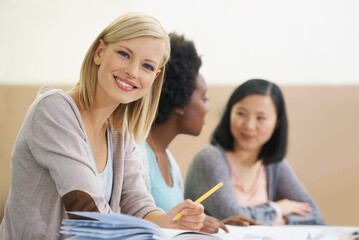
[71,12,170,142]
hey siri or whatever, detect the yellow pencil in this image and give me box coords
[172,182,224,221]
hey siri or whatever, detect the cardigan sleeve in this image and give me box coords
[28,91,112,215]
[117,131,162,218]
[184,145,277,225]
[135,143,151,192]
[274,161,325,225]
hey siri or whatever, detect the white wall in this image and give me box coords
[1,0,358,86]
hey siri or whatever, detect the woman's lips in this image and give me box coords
[241,133,254,141]
[114,76,137,91]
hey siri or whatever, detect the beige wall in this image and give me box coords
[1,84,359,225]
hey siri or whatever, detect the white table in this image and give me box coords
[213,225,359,240]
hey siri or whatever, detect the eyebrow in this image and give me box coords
[236,107,269,115]
[144,58,160,67]
[117,44,160,67]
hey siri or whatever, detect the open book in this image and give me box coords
[60,211,222,240]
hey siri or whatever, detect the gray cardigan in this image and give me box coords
[184,144,324,225]
[0,86,160,239]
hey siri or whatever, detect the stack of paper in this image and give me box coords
[60,211,222,240]
[60,211,164,240]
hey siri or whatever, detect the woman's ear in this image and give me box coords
[94,39,105,65]
[174,107,184,116]
[155,69,161,79]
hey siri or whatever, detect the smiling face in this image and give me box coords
[178,73,209,136]
[230,94,277,152]
[93,36,165,106]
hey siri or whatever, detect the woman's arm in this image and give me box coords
[184,145,277,225]
[117,131,162,218]
[274,161,325,225]
[134,143,152,192]
[28,92,113,215]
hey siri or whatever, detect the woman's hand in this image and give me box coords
[222,215,261,226]
[274,217,287,225]
[275,199,312,217]
[165,199,206,231]
[200,215,229,234]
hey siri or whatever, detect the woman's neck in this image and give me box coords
[227,147,260,167]
[148,122,178,152]
[69,90,112,173]
[225,147,263,193]
[69,90,115,133]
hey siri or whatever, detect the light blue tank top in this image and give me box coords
[146,144,184,212]
[86,125,113,203]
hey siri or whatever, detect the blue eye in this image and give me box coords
[143,63,154,71]
[118,51,129,58]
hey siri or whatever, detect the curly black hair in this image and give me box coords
[154,33,202,125]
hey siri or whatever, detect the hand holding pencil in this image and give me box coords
[173,182,224,221]
[163,182,224,232]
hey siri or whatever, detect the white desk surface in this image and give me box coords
[163,225,359,240]
[213,225,359,240]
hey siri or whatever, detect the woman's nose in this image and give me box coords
[126,62,139,79]
[244,117,256,130]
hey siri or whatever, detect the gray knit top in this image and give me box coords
[184,144,324,225]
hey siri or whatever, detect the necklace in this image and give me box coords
[148,136,173,187]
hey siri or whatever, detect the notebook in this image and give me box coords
[60,211,221,240]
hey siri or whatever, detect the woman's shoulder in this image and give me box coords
[264,159,292,175]
[32,85,77,112]
[192,144,226,165]
[25,86,80,125]
[194,144,221,156]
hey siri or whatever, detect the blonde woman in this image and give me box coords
[0,12,204,239]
